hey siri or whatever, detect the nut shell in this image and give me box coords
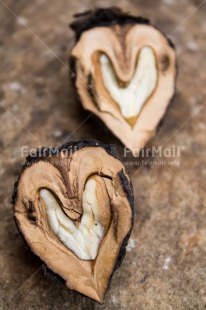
[13,140,134,302]
[70,8,177,155]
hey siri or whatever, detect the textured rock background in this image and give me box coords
[0,0,206,309]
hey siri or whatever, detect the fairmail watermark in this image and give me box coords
[19,144,185,167]
[20,145,79,165]
[123,145,185,167]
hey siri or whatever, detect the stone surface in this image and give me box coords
[0,0,206,309]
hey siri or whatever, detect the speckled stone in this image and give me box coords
[0,1,206,310]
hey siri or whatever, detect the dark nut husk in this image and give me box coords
[12,140,134,302]
[70,8,177,155]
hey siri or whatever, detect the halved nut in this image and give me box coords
[70,8,177,154]
[13,140,133,302]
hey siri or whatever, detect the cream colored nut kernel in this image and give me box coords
[40,178,104,260]
[100,47,157,119]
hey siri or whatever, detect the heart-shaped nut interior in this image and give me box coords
[100,47,158,122]
[70,8,177,155]
[13,141,134,302]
